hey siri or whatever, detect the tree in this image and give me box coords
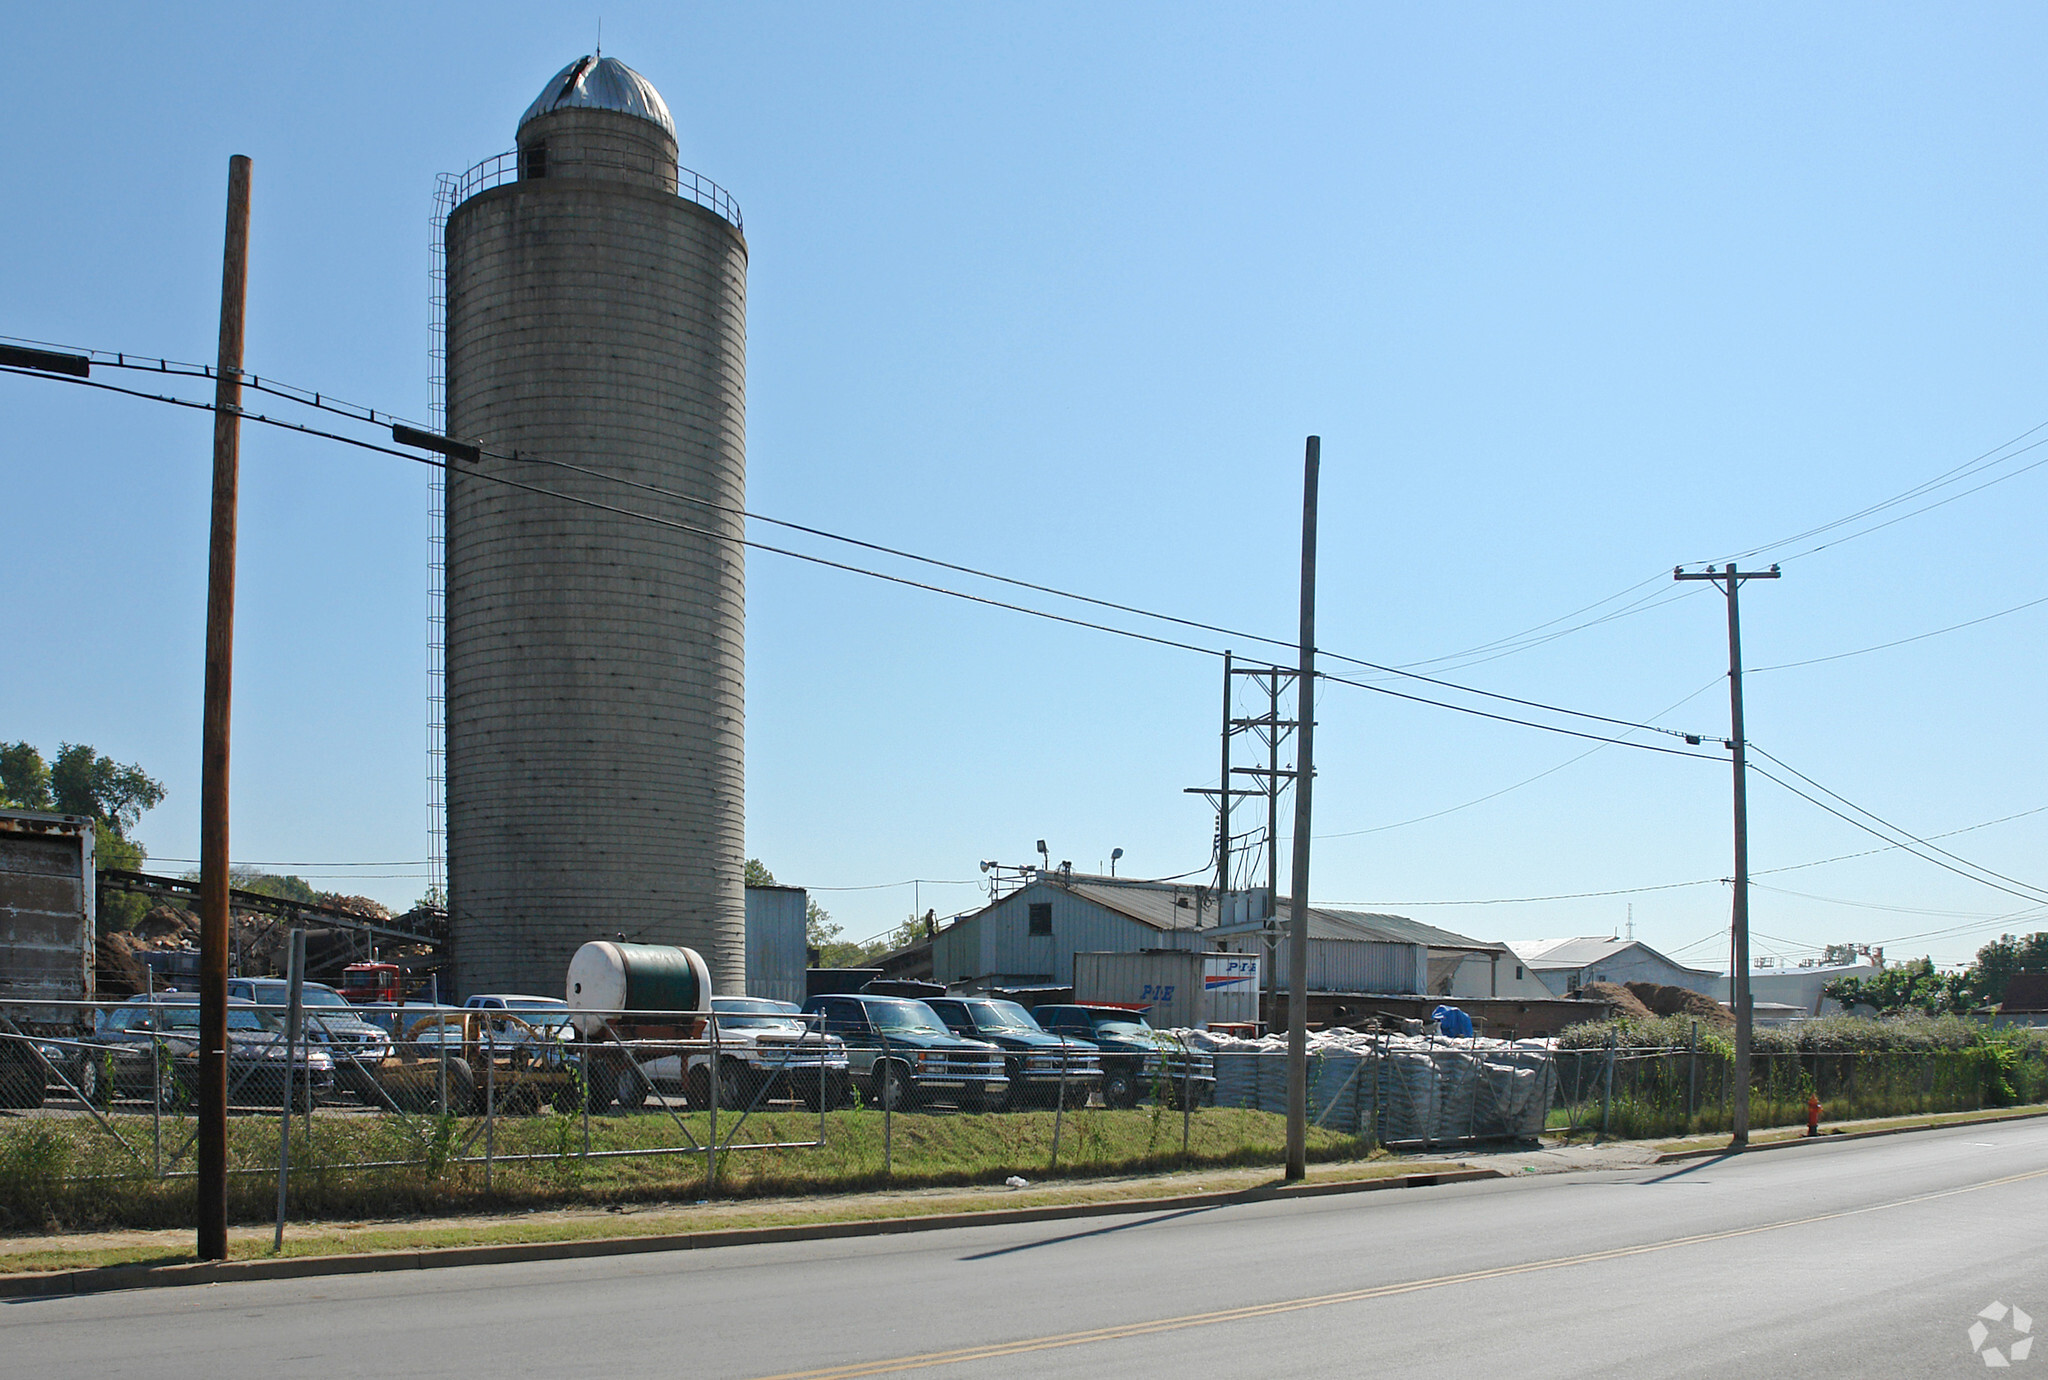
[50,743,165,838]
[230,869,321,905]
[1965,933,2048,1006]
[0,742,52,809]
[1824,957,1971,1016]
[5,741,165,933]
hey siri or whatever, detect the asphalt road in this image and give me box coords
[9,1121,2046,1378]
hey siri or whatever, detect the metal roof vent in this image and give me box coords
[518,55,676,140]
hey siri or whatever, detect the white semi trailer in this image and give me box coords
[1071,950,1261,1031]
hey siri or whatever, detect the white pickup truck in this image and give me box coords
[618,995,851,1111]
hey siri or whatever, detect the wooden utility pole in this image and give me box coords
[1217,650,1233,922]
[198,154,251,1260]
[1284,436,1320,1181]
[1673,561,1778,1147]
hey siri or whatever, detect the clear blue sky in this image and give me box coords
[6,4,2045,970]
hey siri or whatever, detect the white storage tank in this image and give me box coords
[566,940,713,1035]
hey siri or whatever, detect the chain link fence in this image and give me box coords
[1547,1034,2048,1141]
[6,1004,2045,1240]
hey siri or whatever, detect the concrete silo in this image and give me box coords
[441,55,747,997]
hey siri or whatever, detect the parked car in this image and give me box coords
[80,995,333,1107]
[464,993,569,1015]
[615,995,851,1111]
[1033,1005,1215,1108]
[228,978,394,1100]
[798,993,1009,1111]
[924,997,1102,1107]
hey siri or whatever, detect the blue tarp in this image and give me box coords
[1432,1004,1475,1038]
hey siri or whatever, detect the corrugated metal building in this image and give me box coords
[931,876,1210,988]
[932,874,1506,998]
[743,885,807,1004]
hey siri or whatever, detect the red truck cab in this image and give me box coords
[338,962,402,1005]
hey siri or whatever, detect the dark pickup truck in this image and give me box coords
[1033,1004,1215,1109]
[799,993,1009,1112]
[924,997,1102,1108]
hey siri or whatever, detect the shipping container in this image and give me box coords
[1072,950,1260,1030]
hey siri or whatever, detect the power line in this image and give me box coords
[1717,418,2048,565]
[1317,650,1704,741]
[803,878,983,892]
[21,357,1732,770]
[11,341,1732,750]
[1388,572,1674,670]
[1398,584,1707,676]
[1390,416,2048,677]
[1747,747,2048,902]
[1326,876,1727,908]
[1747,885,2010,919]
[1772,440,2048,565]
[1331,797,2048,910]
[1316,675,1726,840]
[1751,802,2048,878]
[1316,670,1726,763]
[0,364,1227,661]
[1751,593,2048,673]
[1746,761,2048,907]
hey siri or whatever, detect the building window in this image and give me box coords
[1027,903,1052,936]
[520,142,548,179]
[1515,966,1524,980]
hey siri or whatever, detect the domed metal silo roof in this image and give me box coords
[519,55,676,139]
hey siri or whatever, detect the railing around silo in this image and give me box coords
[445,148,744,233]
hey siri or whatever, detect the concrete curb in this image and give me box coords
[1653,1105,2048,1163]
[0,1167,1501,1301]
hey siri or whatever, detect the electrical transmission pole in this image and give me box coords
[1285,436,1320,1181]
[1674,561,1778,1147]
[199,154,251,1261]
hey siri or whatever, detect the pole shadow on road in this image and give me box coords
[959,1205,1226,1261]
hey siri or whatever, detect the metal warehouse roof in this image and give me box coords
[1201,903,1504,953]
[1061,880,1210,932]
[1509,936,1716,976]
[1513,937,1633,968]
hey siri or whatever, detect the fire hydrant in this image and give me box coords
[1805,1093,1823,1138]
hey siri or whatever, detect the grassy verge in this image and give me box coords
[0,1154,1450,1276]
[1544,1086,2048,1142]
[0,1102,1373,1237]
[1647,1102,2048,1156]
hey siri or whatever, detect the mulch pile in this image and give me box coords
[1627,981,1735,1028]
[1576,981,1656,1021]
